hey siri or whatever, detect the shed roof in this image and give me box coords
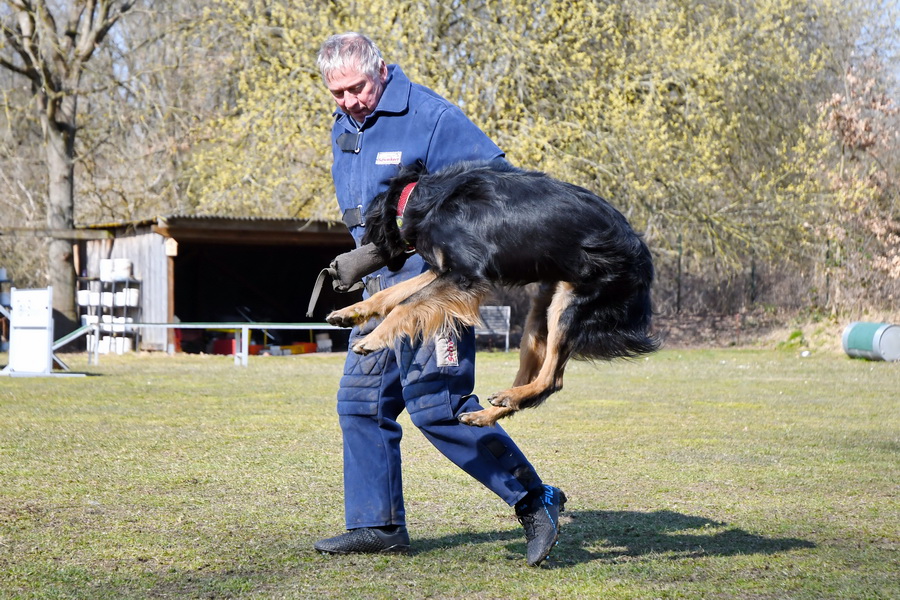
[81,215,351,247]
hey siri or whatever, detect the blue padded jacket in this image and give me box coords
[329,64,504,289]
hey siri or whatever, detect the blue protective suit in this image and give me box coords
[329,65,543,529]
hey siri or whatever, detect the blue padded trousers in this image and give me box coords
[336,322,543,529]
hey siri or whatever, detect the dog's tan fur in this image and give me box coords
[327,278,576,426]
[329,271,487,356]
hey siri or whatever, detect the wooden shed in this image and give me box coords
[75,215,356,351]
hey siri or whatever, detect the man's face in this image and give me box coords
[325,61,388,123]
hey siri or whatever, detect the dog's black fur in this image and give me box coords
[329,159,658,425]
[364,159,658,361]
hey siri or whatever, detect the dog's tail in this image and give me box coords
[567,274,660,362]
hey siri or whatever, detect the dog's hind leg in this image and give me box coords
[512,283,554,387]
[326,271,437,328]
[351,274,486,355]
[460,282,575,427]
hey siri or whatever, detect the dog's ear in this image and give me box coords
[361,191,390,247]
[361,190,409,263]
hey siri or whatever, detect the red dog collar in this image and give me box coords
[396,182,417,252]
[396,182,417,221]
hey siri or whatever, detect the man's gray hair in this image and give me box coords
[317,32,384,81]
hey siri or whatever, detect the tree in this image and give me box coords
[186,1,338,219]
[816,55,900,308]
[1,0,135,328]
[71,2,229,225]
[0,62,47,289]
[190,0,848,312]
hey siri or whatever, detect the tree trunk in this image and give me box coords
[2,2,135,337]
[44,95,78,334]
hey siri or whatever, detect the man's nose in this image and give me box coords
[343,93,359,108]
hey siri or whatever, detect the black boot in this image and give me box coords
[314,526,410,555]
[515,485,567,566]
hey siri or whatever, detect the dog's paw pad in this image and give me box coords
[327,311,364,328]
[325,312,347,326]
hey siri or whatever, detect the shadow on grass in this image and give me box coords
[10,511,816,597]
[414,509,816,567]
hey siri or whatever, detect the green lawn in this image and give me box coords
[0,349,897,599]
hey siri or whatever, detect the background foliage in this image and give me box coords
[2,0,899,318]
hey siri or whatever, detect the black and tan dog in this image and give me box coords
[327,160,659,426]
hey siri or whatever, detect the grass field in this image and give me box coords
[0,348,897,599]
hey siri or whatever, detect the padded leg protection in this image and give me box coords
[398,328,543,506]
[337,324,407,529]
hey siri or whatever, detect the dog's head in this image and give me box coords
[362,161,428,270]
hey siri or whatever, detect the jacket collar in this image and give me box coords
[333,64,410,131]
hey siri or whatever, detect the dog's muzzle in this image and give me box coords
[306,243,387,317]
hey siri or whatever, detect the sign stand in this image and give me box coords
[0,287,86,378]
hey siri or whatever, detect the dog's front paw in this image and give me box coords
[326,308,365,328]
[351,336,386,355]
[350,341,370,355]
[487,391,510,407]
[458,411,492,427]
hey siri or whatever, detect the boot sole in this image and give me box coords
[315,543,410,555]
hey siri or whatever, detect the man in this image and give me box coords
[313,32,566,567]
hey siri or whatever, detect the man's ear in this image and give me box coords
[379,61,388,82]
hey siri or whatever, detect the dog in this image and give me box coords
[326,160,659,426]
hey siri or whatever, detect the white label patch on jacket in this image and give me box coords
[375,151,402,165]
[435,331,459,367]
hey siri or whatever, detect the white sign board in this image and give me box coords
[7,287,54,374]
